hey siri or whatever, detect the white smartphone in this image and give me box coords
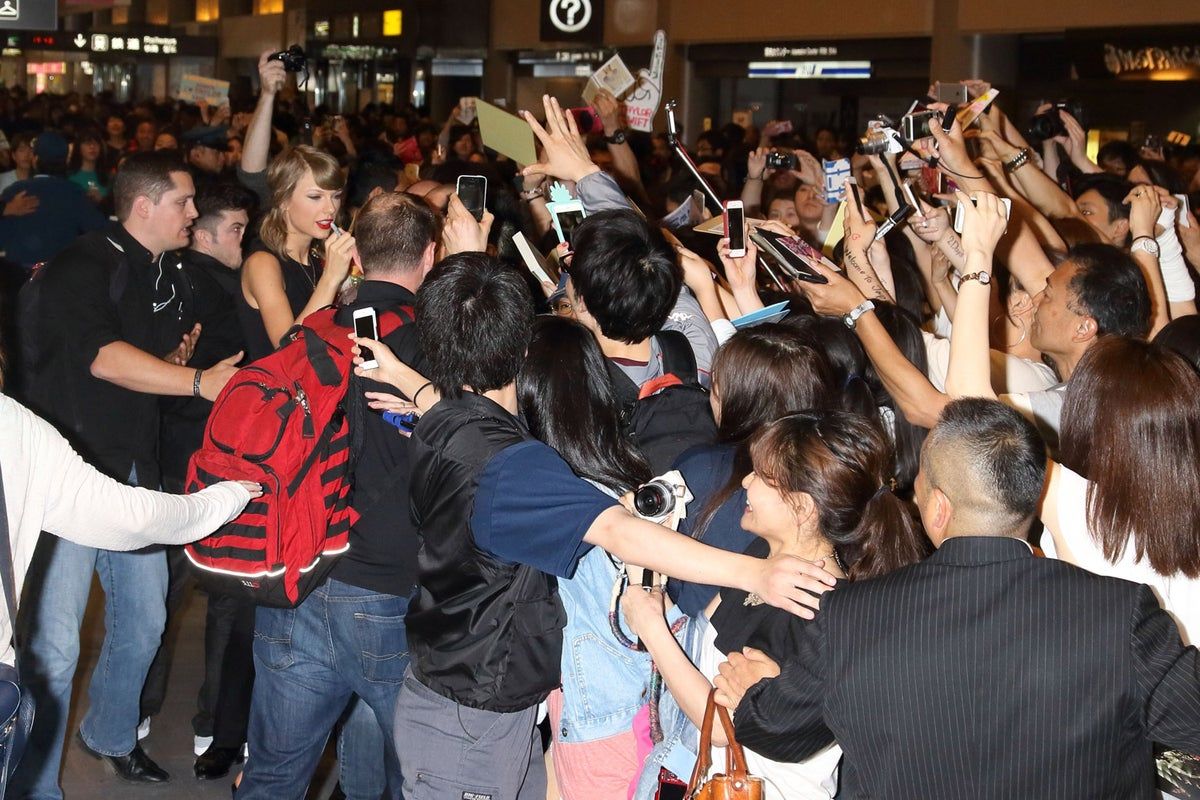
[352,307,379,370]
[724,200,746,257]
[547,198,587,246]
[953,196,1012,234]
[456,175,487,222]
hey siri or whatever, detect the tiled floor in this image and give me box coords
[58,581,340,800]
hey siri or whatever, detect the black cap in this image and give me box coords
[182,125,228,151]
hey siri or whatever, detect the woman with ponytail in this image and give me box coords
[671,325,833,615]
[625,410,930,799]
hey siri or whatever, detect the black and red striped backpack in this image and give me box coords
[184,306,411,607]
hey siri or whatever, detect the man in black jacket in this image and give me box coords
[716,399,1200,800]
[234,192,438,800]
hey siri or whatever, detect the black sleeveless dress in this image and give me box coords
[235,240,324,361]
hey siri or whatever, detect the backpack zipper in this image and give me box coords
[295,382,315,438]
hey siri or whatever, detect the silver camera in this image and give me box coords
[632,470,694,527]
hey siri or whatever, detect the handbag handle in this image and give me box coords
[686,688,751,795]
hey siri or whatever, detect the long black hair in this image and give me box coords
[518,315,651,493]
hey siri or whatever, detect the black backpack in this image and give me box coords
[607,330,717,474]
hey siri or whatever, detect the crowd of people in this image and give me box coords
[0,48,1199,800]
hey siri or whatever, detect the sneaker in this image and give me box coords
[137,717,150,741]
[193,735,214,757]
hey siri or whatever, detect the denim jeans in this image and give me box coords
[12,536,168,800]
[235,579,409,800]
[337,695,388,800]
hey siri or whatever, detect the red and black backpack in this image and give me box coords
[184,306,411,607]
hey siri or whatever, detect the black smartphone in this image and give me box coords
[849,181,865,219]
[456,174,487,222]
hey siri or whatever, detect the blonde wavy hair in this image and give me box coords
[259,145,344,256]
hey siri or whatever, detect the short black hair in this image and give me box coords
[347,160,399,209]
[112,150,190,221]
[193,182,256,236]
[568,210,681,344]
[1066,242,1151,339]
[1072,174,1133,222]
[928,398,1047,522]
[416,253,532,399]
[1096,140,1139,173]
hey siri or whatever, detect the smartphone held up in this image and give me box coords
[352,307,379,370]
[724,200,747,257]
[456,174,487,222]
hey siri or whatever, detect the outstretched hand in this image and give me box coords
[521,95,601,184]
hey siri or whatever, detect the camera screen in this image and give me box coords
[727,205,746,252]
[458,177,486,221]
[556,209,585,246]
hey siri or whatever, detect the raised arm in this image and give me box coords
[241,50,286,176]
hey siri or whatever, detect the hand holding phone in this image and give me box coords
[456,175,487,222]
[724,200,746,257]
[352,308,379,370]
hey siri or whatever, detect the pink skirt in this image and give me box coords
[547,689,652,800]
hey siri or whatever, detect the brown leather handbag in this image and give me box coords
[685,689,765,800]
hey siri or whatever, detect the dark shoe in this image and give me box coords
[194,745,245,780]
[75,732,170,783]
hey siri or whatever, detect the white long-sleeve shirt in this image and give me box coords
[0,392,251,664]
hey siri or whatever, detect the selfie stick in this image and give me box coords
[664,100,788,293]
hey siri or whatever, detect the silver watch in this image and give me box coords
[843,300,876,330]
[1131,236,1160,258]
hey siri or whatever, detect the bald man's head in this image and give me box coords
[916,399,1047,542]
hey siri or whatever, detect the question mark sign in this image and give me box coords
[550,0,591,32]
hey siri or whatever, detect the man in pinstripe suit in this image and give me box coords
[716,399,1200,799]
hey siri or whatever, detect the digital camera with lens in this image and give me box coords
[900,110,939,142]
[632,470,693,527]
[1027,101,1083,142]
[268,45,308,73]
[765,150,797,171]
[857,121,903,156]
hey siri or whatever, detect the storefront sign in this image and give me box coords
[748,61,871,79]
[0,0,58,32]
[763,45,839,58]
[1104,43,1200,79]
[540,0,603,44]
[517,49,609,65]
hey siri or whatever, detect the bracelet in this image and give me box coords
[192,368,204,398]
[1004,148,1030,174]
[747,173,764,182]
[412,381,433,405]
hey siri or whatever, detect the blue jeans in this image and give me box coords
[13,537,168,800]
[236,579,409,800]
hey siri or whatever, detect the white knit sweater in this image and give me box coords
[0,392,251,664]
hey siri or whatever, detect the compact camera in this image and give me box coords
[268,45,308,73]
[900,110,939,142]
[857,122,903,156]
[765,150,797,171]
[632,470,693,527]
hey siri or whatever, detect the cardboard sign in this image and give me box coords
[582,53,635,106]
[476,99,538,166]
[625,30,666,133]
[177,75,230,108]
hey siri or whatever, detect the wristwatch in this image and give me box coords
[1130,236,1160,258]
[842,299,876,330]
[959,270,992,286]
[605,129,627,145]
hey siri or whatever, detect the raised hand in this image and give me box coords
[520,95,600,184]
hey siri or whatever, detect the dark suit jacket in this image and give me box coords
[734,536,1200,799]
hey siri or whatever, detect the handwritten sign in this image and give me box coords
[177,75,229,108]
[624,30,666,133]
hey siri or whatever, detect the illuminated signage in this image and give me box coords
[1104,43,1200,80]
[540,0,602,43]
[313,20,329,39]
[91,34,109,51]
[763,45,839,58]
[382,9,402,37]
[0,0,58,32]
[748,60,872,79]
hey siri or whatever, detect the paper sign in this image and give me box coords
[660,190,704,230]
[693,214,765,236]
[624,30,666,134]
[731,301,790,329]
[513,232,557,286]
[822,201,846,259]
[823,158,851,204]
[476,99,537,166]
[178,75,229,108]
[456,97,478,125]
[955,88,999,130]
[592,53,635,98]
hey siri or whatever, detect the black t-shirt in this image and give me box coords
[29,223,192,486]
[329,280,425,596]
[710,537,817,661]
[235,240,320,361]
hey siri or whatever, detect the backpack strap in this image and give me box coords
[299,308,343,387]
[654,330,701,387]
